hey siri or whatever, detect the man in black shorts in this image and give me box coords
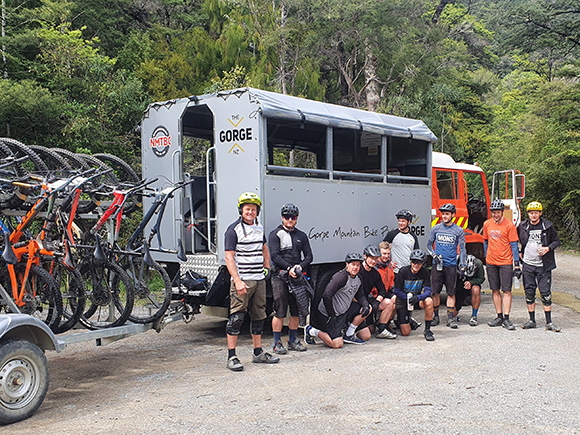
[518,201,561,332]
[392,250,435,341]
[269,203,314,354]
[454,255,485,326]
[305,253,371,348]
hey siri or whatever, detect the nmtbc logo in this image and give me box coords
[150,126,172,158]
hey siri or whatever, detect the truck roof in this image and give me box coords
[148,87,438,143]
[432,151,484,173]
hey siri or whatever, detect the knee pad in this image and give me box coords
[226,312,245,335]
[250,319,264,335]
[525,294,536,305]
[540,292,552,306]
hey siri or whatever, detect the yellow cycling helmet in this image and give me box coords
[526,201,543,212]
[238,192,262,214]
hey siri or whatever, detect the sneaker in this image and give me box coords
[469,316,478,327]
[502,319,515,330]
[387,320,397,334]
[376,328,397,339]
[227,356,244,371]
[410,317,422,330]
[455,315,461,323]
[545,322,561,332]
[446,318,458,329]
[304,326,317,345]
[488,317,503,327]
[432,316,440,326]
[252,351,280,364]
[522,320,537,329]
[343,334,366,345]
[273,340,287,355]
[287,340,307,351]
[424,330,435,341]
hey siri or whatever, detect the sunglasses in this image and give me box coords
[282,215,297,220]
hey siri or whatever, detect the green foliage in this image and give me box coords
[0,0,578,245]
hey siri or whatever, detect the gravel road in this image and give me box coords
[7,252,580,434]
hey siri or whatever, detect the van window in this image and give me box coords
[266,118,326,171]
[333,128,382,174]
[436,170,458,199]
[388,137,429,183]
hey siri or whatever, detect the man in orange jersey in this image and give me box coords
[483,199,521,331]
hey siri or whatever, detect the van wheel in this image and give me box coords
[0,340,49,425]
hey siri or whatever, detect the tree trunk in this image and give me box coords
[432,0,455,24]
[364,38,380,112]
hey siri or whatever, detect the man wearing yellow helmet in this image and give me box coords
[517,201,561,332]
[224,192,279,371]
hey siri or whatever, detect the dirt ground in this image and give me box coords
[6,252,580,434]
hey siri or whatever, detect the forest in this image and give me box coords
[0,0,579,245]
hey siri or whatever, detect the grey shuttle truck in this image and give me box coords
[140,87,437,314]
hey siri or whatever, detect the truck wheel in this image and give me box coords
[0,340,49,425]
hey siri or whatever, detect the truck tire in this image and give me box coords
[311,265,342,329]
[0,340,49,425]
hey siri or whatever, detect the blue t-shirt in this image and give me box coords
[427,222,466,267]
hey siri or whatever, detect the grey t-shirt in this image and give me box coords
[522,223,543,267]
[318,270,362,317]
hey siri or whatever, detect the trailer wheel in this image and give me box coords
[0,340,49,425]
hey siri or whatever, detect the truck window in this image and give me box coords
[436,170,458,199]
[266,118,327,177]
[463,171,488,233]
[333,128,382,175]
[388,137,429,184]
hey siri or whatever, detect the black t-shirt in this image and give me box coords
[393,265,432,308]
[359,265,387,299]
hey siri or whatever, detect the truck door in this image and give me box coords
[491,170,526,226]
[432,169,468,229]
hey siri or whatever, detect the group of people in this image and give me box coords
[224,192,560,372]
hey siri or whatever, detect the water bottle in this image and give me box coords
[407,292,414,311]
[513,276,520,289]
[436,255,443,271]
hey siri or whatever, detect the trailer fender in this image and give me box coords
[0,314,62,353]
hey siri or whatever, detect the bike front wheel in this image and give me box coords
[122,257,172,324]
[79,259,134,329]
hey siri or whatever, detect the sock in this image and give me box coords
[545,311,552,324]
[529,311,536,322]
[378,323,387,332]
[308,326,321,337]
[472,308,479,317]
[253,347,263,356]
[497,313,504,319]
[273,331,282,344]
[504,314,510,321]
[228,349,236,359]
[447,308,454,320]
[288,329,297,343]
[434,306,440,318]
[346,322,357,337]
[425,320,432,331]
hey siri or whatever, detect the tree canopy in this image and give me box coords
[1,0,579,245]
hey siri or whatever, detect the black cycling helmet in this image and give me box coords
[409,249,426,263]
[363,245,381,257]
[490,199,505,211]
[465,255,477,277]
[439,203,456,213]
[345,252,364,263]
[281,203,299,217]
[395,209,413,221]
